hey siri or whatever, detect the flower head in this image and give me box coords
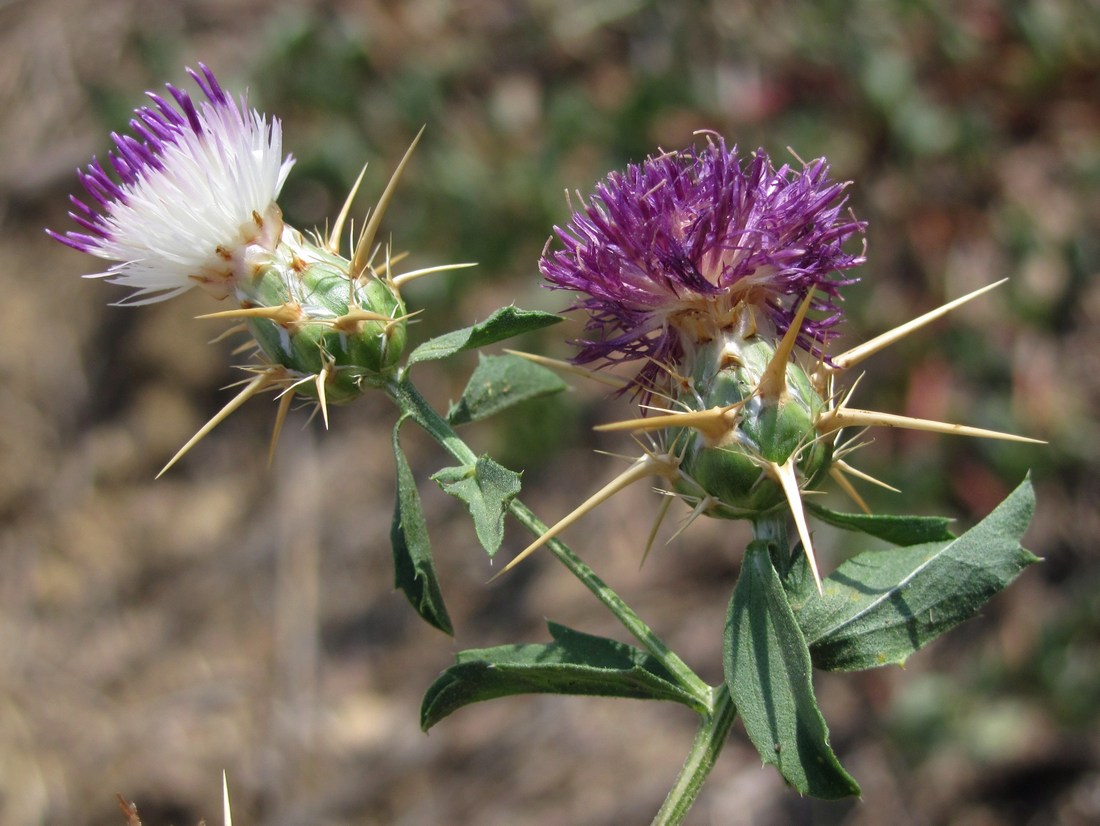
[508,137,1038,597]
[49,64,294,304]
[48,66,472,475]
[540,137,865,393]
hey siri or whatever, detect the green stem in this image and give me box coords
[651,520,789,824]
[751,513,788,546]
[387,375,711,707]
[752,512,794,578]
[652,685,738,825]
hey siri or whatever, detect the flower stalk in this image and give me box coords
[653,685,738,826]
[386,375,712,705]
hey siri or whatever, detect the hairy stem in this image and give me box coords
[753,512,795,579]
[653,685,738,825]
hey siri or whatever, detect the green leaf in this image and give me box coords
[391,416,453,635]
[432,456,523,556]
[725,541,861,799]
[447,353,567,426]
[421,621,708,730]
[805,503,955,546]
[407,306,562,366]
[796,477,1039,672]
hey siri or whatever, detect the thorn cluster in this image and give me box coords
[158,132,472,476]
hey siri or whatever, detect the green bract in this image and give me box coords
[676,333,831,519]
[237,227,407,403]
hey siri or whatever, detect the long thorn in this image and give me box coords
[327,162,370,254]
[332,307,422,335]
[268,388,296,468]
[665,494,713,545]
[836,372,866,409]
[830,279,1009,372]
[490,453,674,580]
[818,407,1045,443]
[197,304,301,326]
[315,367,330,429]
[208,323,248,344]
[833,459,901,492]
[759,289,815,402]
[331,307,393,332]
[502,350,629,389]
[771,459,823,594]
[350,127,425,280]
[829,466,872,514]
[594,404,741,442]
[230,340,260,357]
[158,371,277,477]
[391,262,478,290]
[640,494,674,569]
[374,248,410,279]
[223,770,232,826]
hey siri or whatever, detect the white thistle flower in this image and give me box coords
[49,64,295,304]
[50,65,474,474]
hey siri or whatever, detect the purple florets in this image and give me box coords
[540,138,865,392]
[50,65,234,254]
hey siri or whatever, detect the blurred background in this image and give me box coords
[2,0,1098,823]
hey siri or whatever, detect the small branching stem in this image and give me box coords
[386,375,711,706]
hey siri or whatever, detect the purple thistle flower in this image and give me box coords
[540,138,866,393]
[49,65,294,305]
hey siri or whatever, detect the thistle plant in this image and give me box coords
[50,65,469,474]
[55,68,1042,823]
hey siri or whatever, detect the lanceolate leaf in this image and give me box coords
[725,542,861,799]
[805,503,955,546]
[391,416,453,635]
[448,353,567,426]
[432,457,523,556]
[407,306,562,366]
[795,477,1039,672]
[421,621,708,730]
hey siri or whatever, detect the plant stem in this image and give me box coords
[751,513,788,547]
[387,375,711,707]
[651,518,792,823]
[653,684,738,825]
[753,513,794,578]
